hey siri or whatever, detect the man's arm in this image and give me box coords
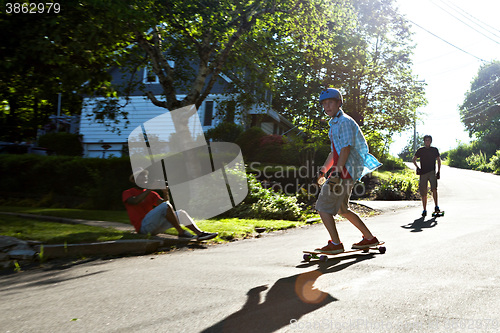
[436,155,441,179]
[320,152,334,175]
[125,189,152,205]
[412,155,419,169]
[337,145,351,174]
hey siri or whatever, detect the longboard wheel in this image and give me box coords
[379,246,386,254]
[319,255,328,262]
[362,249,369,253]
[303,253,312,262]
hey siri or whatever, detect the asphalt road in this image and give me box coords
[1,165,499,333]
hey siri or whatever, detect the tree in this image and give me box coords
[327,0,426,151]
[125,0,355,135]
[399,133,424,161]
[0,0,144,141]
[272,0,427,156]
[459,60,500,148]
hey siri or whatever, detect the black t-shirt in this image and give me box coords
[415,147,440,174]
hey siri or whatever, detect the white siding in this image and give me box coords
[80,95,235,158]
[260,122,274,135]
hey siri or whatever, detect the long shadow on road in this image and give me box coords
[401,216,438,232]
[200,254,377,333]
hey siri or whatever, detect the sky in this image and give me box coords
[389,0,500,156]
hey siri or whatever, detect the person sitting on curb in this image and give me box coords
[122,169,218,241]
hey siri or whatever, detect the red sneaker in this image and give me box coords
[352,237,379,249]
[315,241,344,254]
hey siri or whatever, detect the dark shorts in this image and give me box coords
[419,170,437,193]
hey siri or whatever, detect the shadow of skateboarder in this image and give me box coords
[200,254,376,332]
[401,216,438,233]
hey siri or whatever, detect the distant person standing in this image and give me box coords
[412,135,442,217]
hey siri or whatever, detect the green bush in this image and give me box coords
[253,135,284,164]
[205,122,244,142]
[488,150,500,174]
[447,140,498,171]
[380,155,406,171]
[446,142,474,169]
[466,151,493,172]
[374,170,419,200]
[38,132,83,156]
[222,174,304,220]
[235,127,267,162]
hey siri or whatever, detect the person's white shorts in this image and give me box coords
[140,202,193,235]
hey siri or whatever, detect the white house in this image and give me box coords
[79,66,297,158]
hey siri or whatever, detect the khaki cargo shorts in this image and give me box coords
[315,178,355,216]
[419,170,437,194]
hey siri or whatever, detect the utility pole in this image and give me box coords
[413,79,425,154]
[413,111,417,154]
[56,93,62,132]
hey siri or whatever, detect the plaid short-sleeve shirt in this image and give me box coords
[328,110,382,180]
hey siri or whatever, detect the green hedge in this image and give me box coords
[0,155,307,220]
[0,155,132,209]
[38,132,83,156]
[374,170,419,200]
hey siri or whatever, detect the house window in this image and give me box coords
[143,68,159,84]
[204,101,214,126]
[225,101,236,123]
[143,61,174,84]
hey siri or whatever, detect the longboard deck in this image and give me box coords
[303,242,386,262]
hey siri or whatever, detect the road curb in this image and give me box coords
[33,239,163,260]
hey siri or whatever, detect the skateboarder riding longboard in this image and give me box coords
[312,88,383,256]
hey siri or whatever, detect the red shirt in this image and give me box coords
[122,188,162,232]
[332,144,352,179]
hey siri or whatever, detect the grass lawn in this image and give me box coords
[0,206,320,245]
[0,214,147,244]
[0,200,379,246]
[0,206,130,223]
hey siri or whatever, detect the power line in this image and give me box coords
[461,103,500,121]
[468,77,500,95]
[440,0,500,38]
[405,19,487,62]
[427,61,478,77]
[430,0,500,45]
[460,93,500,120]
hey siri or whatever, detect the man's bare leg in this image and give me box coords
[432,189,438,209]
[319,211,340,244]
[340,210,374,239]
[164,202,186,235]
[421,185,428,212]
